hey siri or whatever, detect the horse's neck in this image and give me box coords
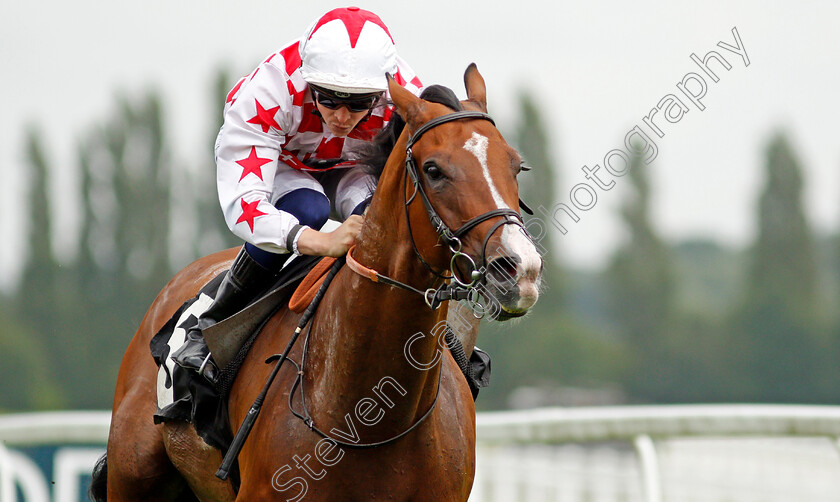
[305,158,447,433]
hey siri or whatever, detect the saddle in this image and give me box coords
[150,254,326,450]
[150,253,490,454]
[289,256,338,313]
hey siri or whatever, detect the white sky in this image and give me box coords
[2,1,839,290]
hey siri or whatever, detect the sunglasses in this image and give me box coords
[311,88,382,113]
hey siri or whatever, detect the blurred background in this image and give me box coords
[1,0,838,414]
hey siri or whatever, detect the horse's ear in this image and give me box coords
[464,63,487,112]
[387,74,426,127]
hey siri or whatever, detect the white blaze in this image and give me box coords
[463,132,542,308]
[464,133,508,210]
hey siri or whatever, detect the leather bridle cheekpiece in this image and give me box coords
[221,114,534,475]
[294,110,530,451]
[346,110,530,312]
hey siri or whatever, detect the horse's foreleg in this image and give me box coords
[106,387,197,501]
[162,421,237,502]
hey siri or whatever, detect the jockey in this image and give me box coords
[173,7,423,383]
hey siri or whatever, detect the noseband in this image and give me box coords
[404,111,524,283]
[290,111,526,452]
[222,111,533,473]
[347,110,530,313]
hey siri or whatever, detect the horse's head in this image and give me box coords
[387,65,543,320]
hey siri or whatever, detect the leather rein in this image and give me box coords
[291,111,528,450]
[218,110,532,476]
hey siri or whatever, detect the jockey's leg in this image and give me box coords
[173,188,330,384]
[170,246,275,383]
[321,167,376,220]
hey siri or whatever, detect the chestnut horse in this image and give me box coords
[98,65,542,501]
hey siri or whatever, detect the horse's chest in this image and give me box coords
[315,452,472,501]
[264,438,473,501]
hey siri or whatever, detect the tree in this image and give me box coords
[730,132,826,402]
[6,128,64,409]
[513,89,563,294]
[193,68,240,258]
[604,152,677,401]
[7,76,248,410]
[0,304,61,410]
[746,133,817,317]
[477,90,634,410]
[67,91,174,407]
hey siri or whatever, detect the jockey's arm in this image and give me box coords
[216,61,320,256]
[296,215,364,258]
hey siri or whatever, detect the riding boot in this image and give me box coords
[172,246,281,384]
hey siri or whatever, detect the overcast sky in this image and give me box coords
[2,1,838,290]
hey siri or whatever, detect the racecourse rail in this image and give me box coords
[3,405,840,502]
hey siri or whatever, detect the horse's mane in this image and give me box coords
[359,85,463,181]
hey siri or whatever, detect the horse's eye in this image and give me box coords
[519,162,532,172]
[424,162,444,181]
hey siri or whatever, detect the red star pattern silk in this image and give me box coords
[216,36,422,252]
[310,7,394,48]
[317,137,345,159]
[236,199,267,232]
[235,146,272,181]
[246,99,282,133]
[226,78,245,104]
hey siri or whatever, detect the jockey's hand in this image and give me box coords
[296,215,364,257]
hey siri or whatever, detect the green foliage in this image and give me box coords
[75,91,173,407]
[24,128,52,269]
[671,240,745,321]
[728,132,828,402]
[478,306,631,410]
[5,77,839,412]
[5,129,66,410]
[478,89,635,409]
[514,91,556,221]
[604,153,677,400]
[746,133,818,318]
[0,295,63,409]
[10,91,176,409]
[512,90,563,292]
[194,68,240,257]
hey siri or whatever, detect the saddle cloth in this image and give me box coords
[150,254,323,450]
[149,252,492,451]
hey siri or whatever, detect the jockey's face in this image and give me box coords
[317,102,369,137]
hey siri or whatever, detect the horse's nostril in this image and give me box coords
[487,256,519,286]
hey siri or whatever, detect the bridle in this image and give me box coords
[291,111,527,450]
[219,110,536,476]
[347,110,529,313]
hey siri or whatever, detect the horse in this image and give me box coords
[95,64,543,501]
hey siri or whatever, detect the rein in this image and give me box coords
[217,109,527,479]
[285,315,444,449]
[347,245,478,310]
[216,258,345,480]
[286,111,521,452]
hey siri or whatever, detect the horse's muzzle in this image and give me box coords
[481,248,543,321]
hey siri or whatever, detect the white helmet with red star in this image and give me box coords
[299,7,397,94]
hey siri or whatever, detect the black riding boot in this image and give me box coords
[172,247,279,384]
